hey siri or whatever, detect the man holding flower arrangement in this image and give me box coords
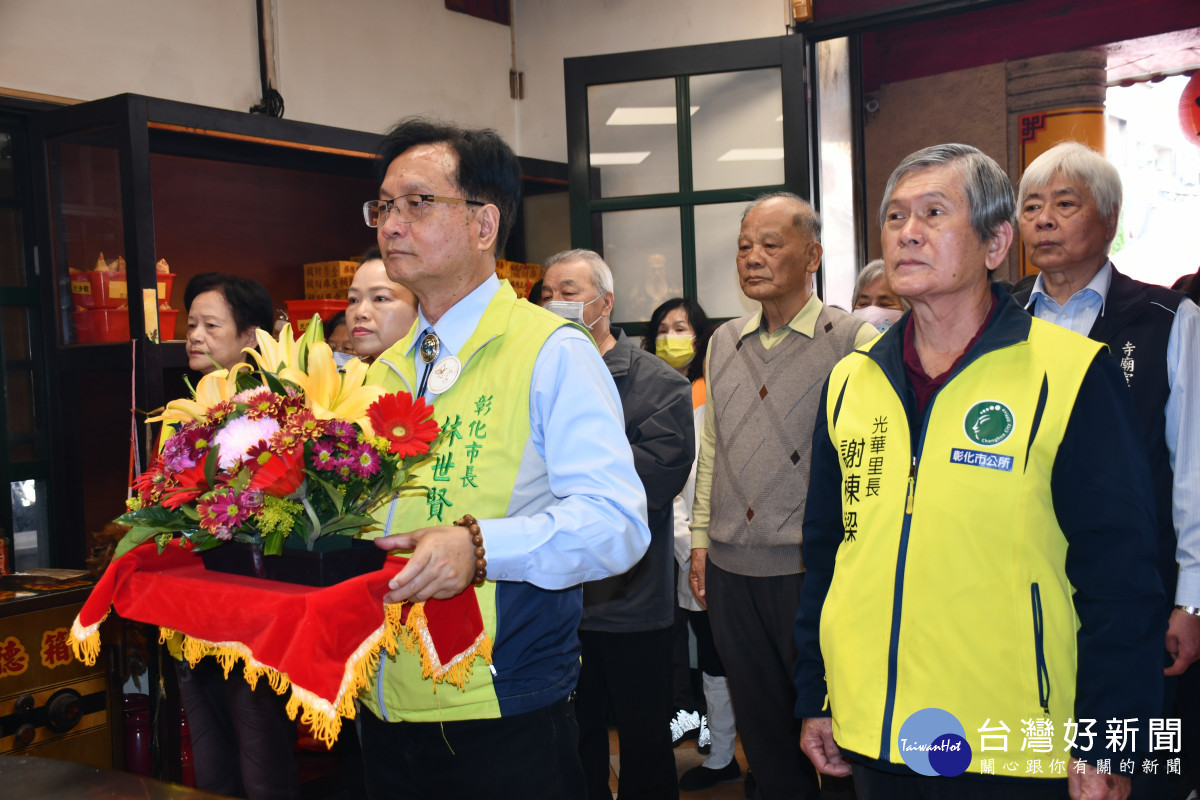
[358,118,650,799]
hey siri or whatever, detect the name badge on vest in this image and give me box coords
[427,356,462,394]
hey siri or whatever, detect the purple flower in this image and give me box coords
[311,440,342,471]
[161,424,215,472]
[241,489,265,509]
[326,420,358,445]
[348,444,381,479]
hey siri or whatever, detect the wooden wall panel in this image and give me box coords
[149,154,377,339]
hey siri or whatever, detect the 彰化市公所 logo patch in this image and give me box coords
[962,401,1014,447]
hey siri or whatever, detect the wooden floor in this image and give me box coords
[296,725,750,799]
[609,727,748,799]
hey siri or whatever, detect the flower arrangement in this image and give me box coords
[114,319,442,559]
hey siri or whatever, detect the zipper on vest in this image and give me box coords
[905,457,916,514]
[1031,582,1051,715]
[880,453,920,761]
[373,493,402,723]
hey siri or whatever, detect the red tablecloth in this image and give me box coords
[70,542,491,746]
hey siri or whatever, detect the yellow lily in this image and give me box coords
[245,324,301,374]
[279,341,386,424]
[149,362,256,425]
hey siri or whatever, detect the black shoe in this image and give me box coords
[679,759,741,792]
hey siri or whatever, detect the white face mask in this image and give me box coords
[545,295,604,329]
[852,305,905,332]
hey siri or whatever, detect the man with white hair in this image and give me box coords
[542,249,695,800]
[1016,141,1200,680]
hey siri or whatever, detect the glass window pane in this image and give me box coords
[521,192,571,266]
[599,207,683,323]
[0,133,14,200]
[694,202,759,319]
[691,69,784,192]
[588,80,680,198]
[47,133,125,345]
[816,39,858,309]
[0,207,23,286]
[6,368,36,443]
[11,479,49,571]
[3,307,32,361]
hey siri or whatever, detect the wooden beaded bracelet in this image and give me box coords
[455,514,487,586]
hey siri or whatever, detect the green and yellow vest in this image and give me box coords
[820,317,1103,775]
[360,282,570,722]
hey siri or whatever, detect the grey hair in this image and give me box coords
[543,248,614,298]
[1018,140,1122,253]
[852,259,886,304]
[879,143,1014,242]
[742,191,822,241]
[852,259,911,311]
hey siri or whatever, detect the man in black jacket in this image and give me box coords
[543,248,695,800]
[1016,141,1200,678]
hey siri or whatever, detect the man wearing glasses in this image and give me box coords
[356,118,649,800]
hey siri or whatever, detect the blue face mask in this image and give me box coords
[332,351,357,368]
[544,295,604,329]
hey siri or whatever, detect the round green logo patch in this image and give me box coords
[963,400,1014,447]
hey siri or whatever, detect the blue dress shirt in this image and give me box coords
[395,274,649,590]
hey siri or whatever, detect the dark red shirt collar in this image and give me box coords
[902,293,999,414]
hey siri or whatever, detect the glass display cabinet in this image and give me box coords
[29,94,566,569]
[30,94,384,567]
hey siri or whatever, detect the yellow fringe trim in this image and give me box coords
[70,613,107,666]
[138,601,493,749]
[395,602,494,692]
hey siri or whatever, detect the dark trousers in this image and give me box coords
[851,764,1066,799]
[706,562,819,800]
[577,627,679,800]
[671,605,702,712]
[175,658,299,800]
[359,696,585,800]
[672,606,726,711]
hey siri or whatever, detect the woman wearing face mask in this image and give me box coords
[642,298,743,790]
[346,247,418,364]
[850,259,909,332]
[643,297,709,386]
[184,273,275,374]
[324,311,355,359]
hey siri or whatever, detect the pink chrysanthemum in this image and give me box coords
[212,415,281,470]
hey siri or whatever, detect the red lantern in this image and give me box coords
[1180,71,1200,147]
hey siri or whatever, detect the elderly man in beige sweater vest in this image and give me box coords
[689,192,875,799]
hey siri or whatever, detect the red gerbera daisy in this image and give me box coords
[367,392,440,458]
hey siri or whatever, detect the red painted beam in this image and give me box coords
[850,0,1200,90]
